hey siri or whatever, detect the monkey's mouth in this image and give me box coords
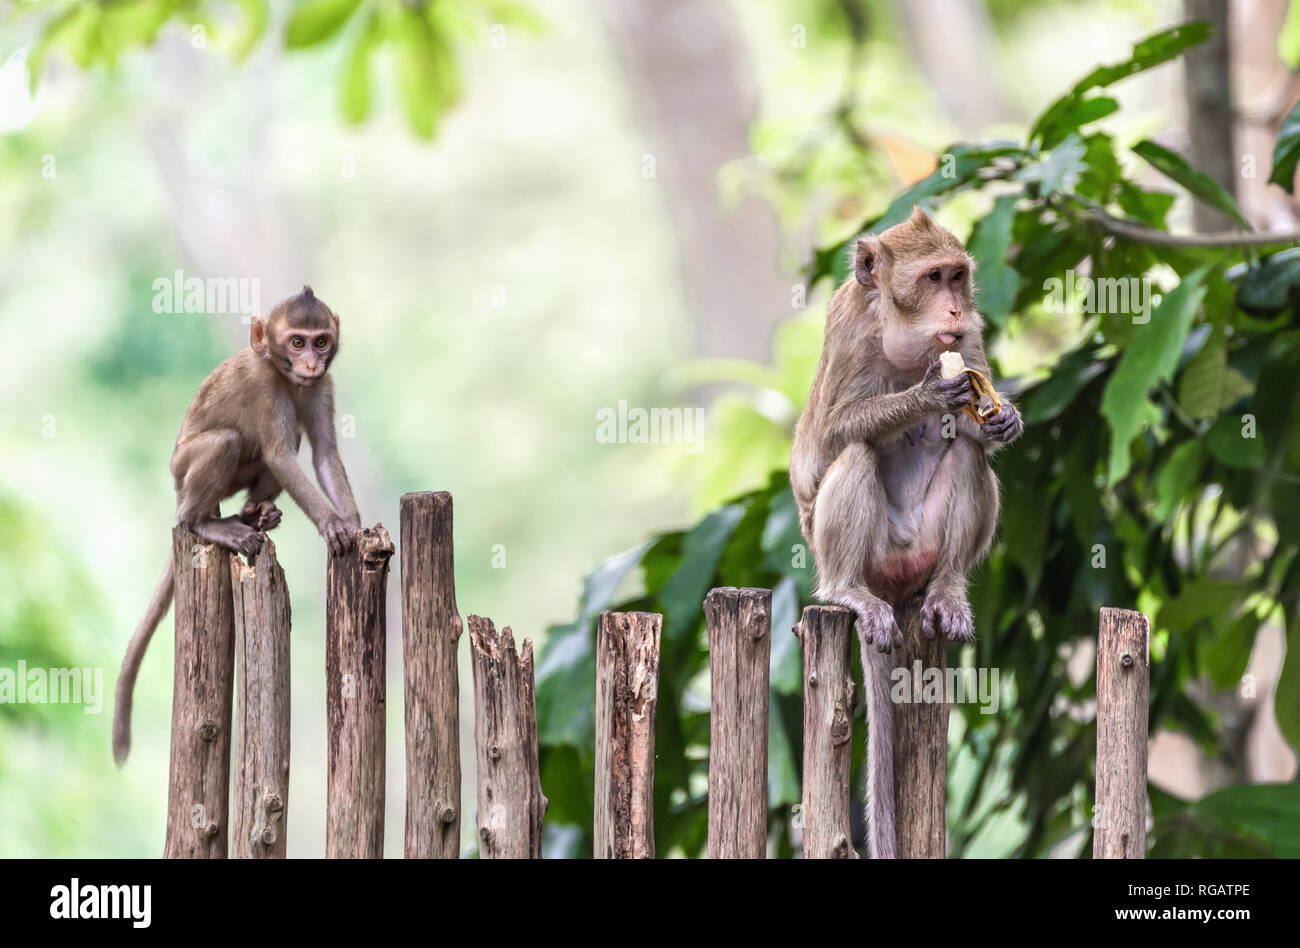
[290,371,323,386]
[935,332,961,348]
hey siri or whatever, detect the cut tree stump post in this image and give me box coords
[230,536,291,858]
[164,525,236,859]
[891,600,948,858]
[400,491,463,859]
[1094,607,1151,859]
[594,611,662,859]
[326,524,394,859]
[795,605,857,859]
[704,587,771,859]
[469,616,547,858]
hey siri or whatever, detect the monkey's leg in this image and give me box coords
[239,468,283,532]
[918,438,999,641]
[811,442,902,652]
[173,429,263,558]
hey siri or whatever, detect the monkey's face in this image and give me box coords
[275,327,337,386]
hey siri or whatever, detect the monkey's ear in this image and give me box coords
[250,317,269,356]
[854,235,886,288]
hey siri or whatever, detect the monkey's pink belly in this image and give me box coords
[868,548,938,604]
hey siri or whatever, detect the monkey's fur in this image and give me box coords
[790,208,1022,857]
[112,287,362,765]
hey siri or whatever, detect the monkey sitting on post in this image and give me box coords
[790,207,1023,857]
[112,286,362,765]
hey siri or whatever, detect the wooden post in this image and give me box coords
[164,525,235,859]
[795,605,857,859]
[891,601,949,858]
[400,491,463,859]
[230,537,291,858]
[594,611,662,859]
[326,524,394,859]
[469,616,547,858]
[1094,607,1151,858]
[704,587,771,858]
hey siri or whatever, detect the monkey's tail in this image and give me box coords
[864,646,897,858]
[112,556,175,766]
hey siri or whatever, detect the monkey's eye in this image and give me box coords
[928,269,941,282]
[951,269,965,282]
[314,338,329,349]
[291,336,306,349]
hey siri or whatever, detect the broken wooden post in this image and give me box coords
[594,611,662,859]
[400,491,463,859]
[231,536,291,858]
[891,600,948,858]
[1094,607,1151,858]
[164,524,236,858]
[795,605,857,859]
[704,586,771,858]
[326,524,395,859]
[469,615,546,858]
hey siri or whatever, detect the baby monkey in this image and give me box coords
[790,207,1022,856]
[112,286,361,764]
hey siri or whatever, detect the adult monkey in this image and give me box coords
[790,207,1023,857]
[112,286,362,765]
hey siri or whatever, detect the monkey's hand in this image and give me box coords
[980,401,1023,444]
[322,516,358,556]
[240,500,282,532]
[921,359,974,414]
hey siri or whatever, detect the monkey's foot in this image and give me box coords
[241,501,282,532]
[832,596,901,654]
[921,594,974,642]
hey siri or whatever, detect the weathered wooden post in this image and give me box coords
[230,537,291,858]
[164,525,236,859]
[400,491,463,859]
[326,524,395,859]
[704,587,771,858]
[795,605,856,859]
[594,611,662,859]
[469,616,547,858]
[1094,607,1151,858]
[891,600,948,858]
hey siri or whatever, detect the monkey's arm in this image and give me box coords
[826,367,970,454]
[307,380,361,527]
[261,408,356,554]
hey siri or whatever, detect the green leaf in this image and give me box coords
[1100,268,1208,484]
[340,12,381,124]
[1177,326,1254,420]
[396,9,459,140]
[1036,96,1118,150]
[1152,440,1203,523]
[1029,22,1212,143]
[1269,100,1300,193]
[1276,615,1300,753]
[285,0,362,48]
[1014,134,1087,196]
[1281,0,1300,68]
[1132,140,1249,229]
[1236,249,1300,314]
[968,194,1021,325]
[1205,411,1265,468]
[1018,346,1105,425]
[230,0,270,61]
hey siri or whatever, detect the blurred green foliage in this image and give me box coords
[537,22,1300,858]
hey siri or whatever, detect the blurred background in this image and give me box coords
[1,0,1297,857]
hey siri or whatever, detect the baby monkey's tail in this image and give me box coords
[112,556,175,766]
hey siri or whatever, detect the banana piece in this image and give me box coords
[937,351,1003,424]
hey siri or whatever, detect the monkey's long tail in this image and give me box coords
[112,556,175,766]
[864,646,897,858]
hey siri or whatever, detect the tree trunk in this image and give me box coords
[469,616,547,858]
[796,605,857,859]
[326,524,394,858]
[400,491,463,858]
[1094,607,1151,859]
[704,587,771,858]
[231,536,291,858]
[1183,0,1237,232]
[594,611,662,859]
[164,525,235,859]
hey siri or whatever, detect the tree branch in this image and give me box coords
[1060,195,1300,247]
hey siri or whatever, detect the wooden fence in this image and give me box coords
[162,490,1152,859]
